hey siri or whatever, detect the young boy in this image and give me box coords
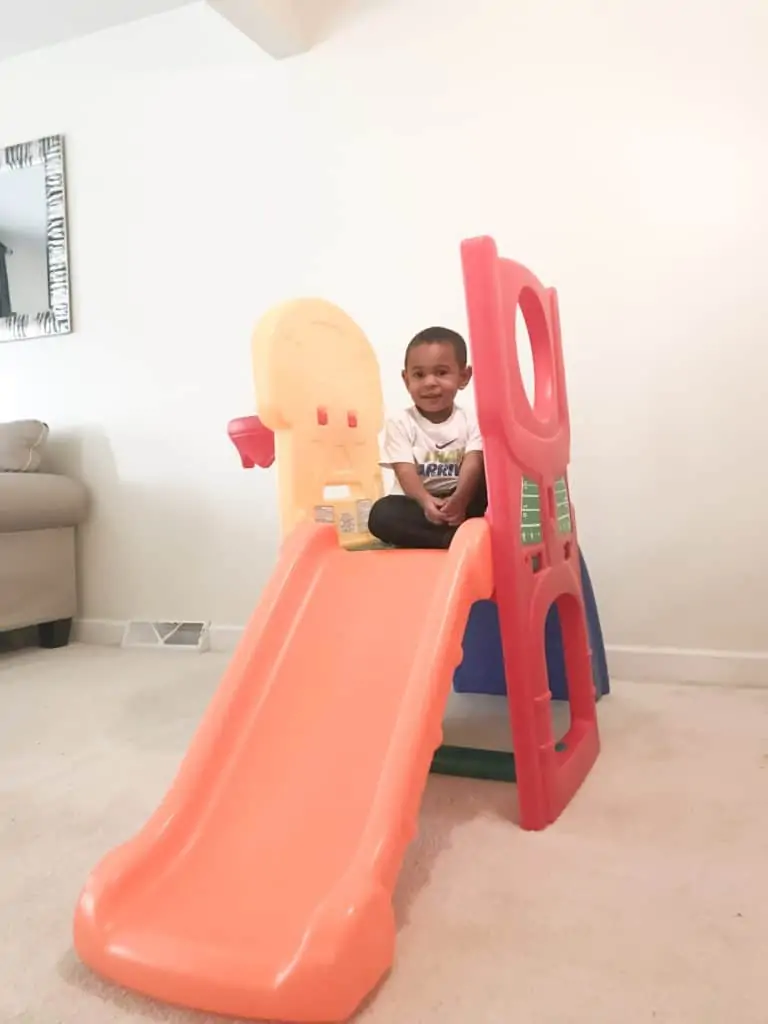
[368,326,487,549]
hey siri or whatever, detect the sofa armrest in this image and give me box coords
[0,473,88,533]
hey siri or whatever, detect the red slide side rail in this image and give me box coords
[461,236,599,830]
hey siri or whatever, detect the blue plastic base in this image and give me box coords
[453,547,610,701]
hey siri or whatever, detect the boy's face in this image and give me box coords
[402,341,472,420]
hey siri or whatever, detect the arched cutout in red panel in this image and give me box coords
[552,590,597,728]
[544,595,572,747]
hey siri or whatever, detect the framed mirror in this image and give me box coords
[0,134,72,342]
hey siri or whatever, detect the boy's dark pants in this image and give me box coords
[368,474,488,550]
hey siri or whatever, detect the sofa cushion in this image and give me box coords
[0,420,49,472]
[0,472,88,533]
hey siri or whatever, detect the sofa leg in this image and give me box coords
[38,617,73,649]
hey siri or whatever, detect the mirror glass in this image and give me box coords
[0,164,49,318]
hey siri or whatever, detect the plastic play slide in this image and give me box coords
[74,518,493,1022]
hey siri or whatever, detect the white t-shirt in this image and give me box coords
[380,404,483,496]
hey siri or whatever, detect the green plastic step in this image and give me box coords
[430,740,568,782]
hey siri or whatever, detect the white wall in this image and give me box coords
[0,0,765,659]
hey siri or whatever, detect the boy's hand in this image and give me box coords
[441,493,468,526]
[421,494,448,525]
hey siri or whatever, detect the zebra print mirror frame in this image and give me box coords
[0,134,71,342]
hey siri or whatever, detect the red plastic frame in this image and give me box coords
[461,236,599,830]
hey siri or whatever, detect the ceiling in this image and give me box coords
[0,0,197,62]
[0,0,359,62]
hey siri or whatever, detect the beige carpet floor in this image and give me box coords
[1,644,766,1024]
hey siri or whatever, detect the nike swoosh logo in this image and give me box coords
[434,439,458,450]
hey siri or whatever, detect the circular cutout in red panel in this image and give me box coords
[516,286,555,423]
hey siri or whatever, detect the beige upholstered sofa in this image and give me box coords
[0,421,88,647]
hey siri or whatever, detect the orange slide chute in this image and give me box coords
[74,518,492,1022]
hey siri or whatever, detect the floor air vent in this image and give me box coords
[121,620,210,652]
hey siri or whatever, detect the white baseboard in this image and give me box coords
[607,645,768,688]
[73,619,124,646]
[73,620,768,687]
